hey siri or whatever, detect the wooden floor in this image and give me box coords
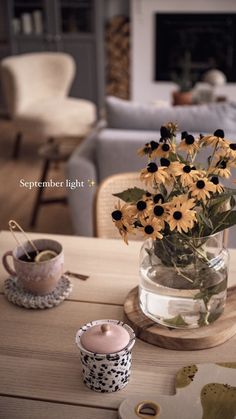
[0,125,74,236]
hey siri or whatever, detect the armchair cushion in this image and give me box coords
[15,98,96,139]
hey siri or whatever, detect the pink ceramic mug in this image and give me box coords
[2,239,64,295]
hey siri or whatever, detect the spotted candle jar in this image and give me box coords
[75,319,136,393]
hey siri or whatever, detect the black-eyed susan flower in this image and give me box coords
[167,195,196,209]
[170,162,201,187]
[220,140,236,159]
[189,178,215,203]
[181,131,188,140]
[137,142,153,157]
[178,134,199,155]
[111,201,137,243]
[152,141,176,158]
[134,198,153,219]
[200,129,226,147]
[111,201,136,224]
[150,140,159,150]
[166,122,178,135]
[158,157,178,186]
[210,176,224,194]
[140,162,170,186]
[152,202,168,229]
[166,201,197,233]
[160,158,171,168]
[111,201,136,228]
[138,140,161,159]
[160,125,171,140]
[208,158,232,178]
[139,217,163,239]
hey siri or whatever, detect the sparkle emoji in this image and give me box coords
[87,179,96,187]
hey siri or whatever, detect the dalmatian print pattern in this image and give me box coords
[76,319,135,393]
[81,350,132,392]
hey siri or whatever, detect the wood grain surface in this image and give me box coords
[0,396,117,419]
[0,231,236,416]
[124,286,236,350]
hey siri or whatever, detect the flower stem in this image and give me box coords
[171,260,194,283]
[207,140,219,170]
[211,209,233,235]
[161,237,194,283]
[180,233,210,264]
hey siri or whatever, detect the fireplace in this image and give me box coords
[155,13,236,82]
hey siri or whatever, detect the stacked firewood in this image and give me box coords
[105,15,130,100]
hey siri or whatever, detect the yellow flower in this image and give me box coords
[166,203,196,233]
[208,158,232,178]
[157,158,176,185]
[137,142,152,157]
[138,217,163,240]
[219,140,236,159]
[140,162,170,186]
[177,133,199,155]
[165,122,178,136]
[152,202,168,229]
[170,162,201,187]
[200,129,227,147]
[111,201,136,223]
[160,125,171,139]
[189,178,215,203]
[134,198,153,218]
[152,141,176,158]
[209,176,224,194]
[111,201,136,244]
[167,195,196,209]
[138,140,161,159]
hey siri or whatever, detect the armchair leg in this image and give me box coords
[12,132,22,159]
[30,159,50,227]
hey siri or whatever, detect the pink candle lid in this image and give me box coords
[80,322,130,354]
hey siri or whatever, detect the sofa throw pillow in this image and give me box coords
[106,96,236,133]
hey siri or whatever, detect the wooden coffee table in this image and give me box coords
[0,231,235,418]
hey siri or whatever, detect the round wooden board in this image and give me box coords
[124,286,236,350]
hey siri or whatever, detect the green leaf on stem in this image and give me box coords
[163,314,188,327]
[197,212,213,230]
[194,278,227,301]
[113,187,147,203]
[223,187,236,195]
[208,195,231,217]
[207,311,222,323]
[209,188,236,213]
[212,210,236,233]
[230,195,236,208]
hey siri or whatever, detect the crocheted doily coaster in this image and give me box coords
[4,275,72,309]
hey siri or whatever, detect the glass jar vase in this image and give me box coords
[139,232,229,329]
